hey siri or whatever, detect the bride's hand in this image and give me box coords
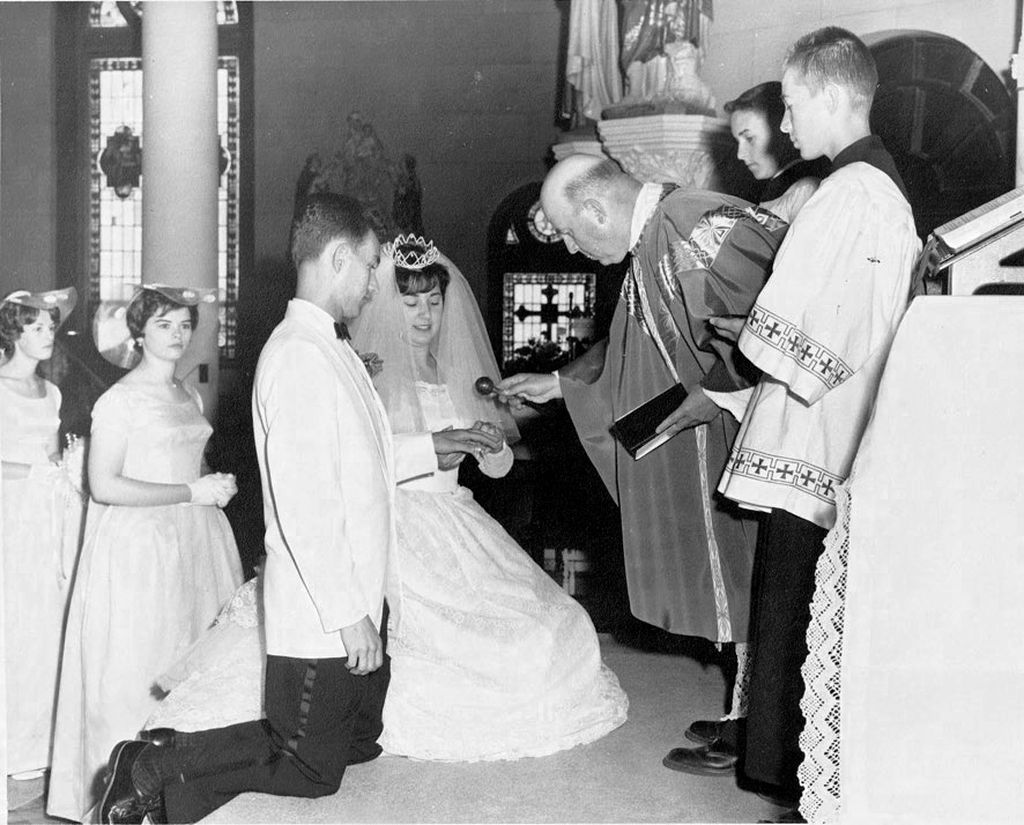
[471,421,504,453]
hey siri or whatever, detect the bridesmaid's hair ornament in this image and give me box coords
[0,287,77,359]
[94,284,217,369]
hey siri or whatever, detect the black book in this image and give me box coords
[608,383,688,460]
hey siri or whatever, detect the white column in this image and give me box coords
[142,1,220,418]
[1014,14,1024,187]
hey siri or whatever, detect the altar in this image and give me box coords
[798,296,1024,823]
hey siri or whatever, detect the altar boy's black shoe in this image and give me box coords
[662,738,738,776]
[758,809,805,823]
[685,718,726,744]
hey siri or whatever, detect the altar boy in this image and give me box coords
[709,27,921,811]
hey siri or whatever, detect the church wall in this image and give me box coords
[0,1,57,298]
[250,0,565,311]
[706,0,1019,108]
[0,0,1014,335]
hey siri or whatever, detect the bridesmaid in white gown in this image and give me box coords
[47,285,244,822]
[0,287,84,779]
[148,236,628,762]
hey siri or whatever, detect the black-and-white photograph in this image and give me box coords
[2,1,1022,823]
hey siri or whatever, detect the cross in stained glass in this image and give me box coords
[502,272,595,362]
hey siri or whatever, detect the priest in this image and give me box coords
[498,153,787,772]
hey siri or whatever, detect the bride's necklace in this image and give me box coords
[414,367,439,385]
[412,353,438,384]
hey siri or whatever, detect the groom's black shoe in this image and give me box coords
[98,740,167,825]
[346,741,384,766]
[140,727,179,748]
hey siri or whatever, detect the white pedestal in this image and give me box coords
[597,114,735,189]
[551,139,606,162]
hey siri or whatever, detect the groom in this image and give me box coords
[99,193,500,824]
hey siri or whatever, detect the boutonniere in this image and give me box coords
[357,350,383,378]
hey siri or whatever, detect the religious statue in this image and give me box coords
[660,39,715,113]
[294,111,424,240]
[562,0,623,127]
[605,0,715,117]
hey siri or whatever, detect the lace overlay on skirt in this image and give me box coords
[147,491,629,760]
[149,580,266,732]
[382,486,628,760]
[797,484,851,823]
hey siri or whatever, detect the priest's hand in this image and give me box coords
[708,315,746,342]
[340,615,384,676]
[495,372,562,408]
[655,387,720,437]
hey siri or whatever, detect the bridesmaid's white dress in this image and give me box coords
[0,379,83,774]
[147,382,628,762]
[47,383,243,821]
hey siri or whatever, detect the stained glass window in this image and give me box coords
[88,56,240,358]
[90,1,238,27]
[502,272,595,362]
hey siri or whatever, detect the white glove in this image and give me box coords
[477,442,514,479]
[187,473,237,507]
[28,461,62,481]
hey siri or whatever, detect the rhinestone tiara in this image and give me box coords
[383,234,440,271]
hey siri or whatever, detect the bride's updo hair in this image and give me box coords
[396,260,450,297]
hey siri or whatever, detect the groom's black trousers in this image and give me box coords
[162,645,390,823]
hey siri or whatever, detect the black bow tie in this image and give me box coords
[334,322,350,341]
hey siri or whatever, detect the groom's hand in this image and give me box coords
[340,615,383,675]
[432,427,503,470]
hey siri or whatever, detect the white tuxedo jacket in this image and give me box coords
[252,299,435,659]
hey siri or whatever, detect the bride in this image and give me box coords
[148,234,628,761]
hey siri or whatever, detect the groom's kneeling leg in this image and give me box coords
[164,655,380,823]
[261,656,372,794]
[347,653,390,765]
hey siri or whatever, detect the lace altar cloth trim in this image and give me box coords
[798,483,851,823]
[725,641,750,720]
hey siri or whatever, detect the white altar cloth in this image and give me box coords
[800,296,1024,823]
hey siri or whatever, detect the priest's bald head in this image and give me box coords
[540,154,642,265]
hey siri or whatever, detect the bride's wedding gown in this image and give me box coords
[149,381,628,761]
